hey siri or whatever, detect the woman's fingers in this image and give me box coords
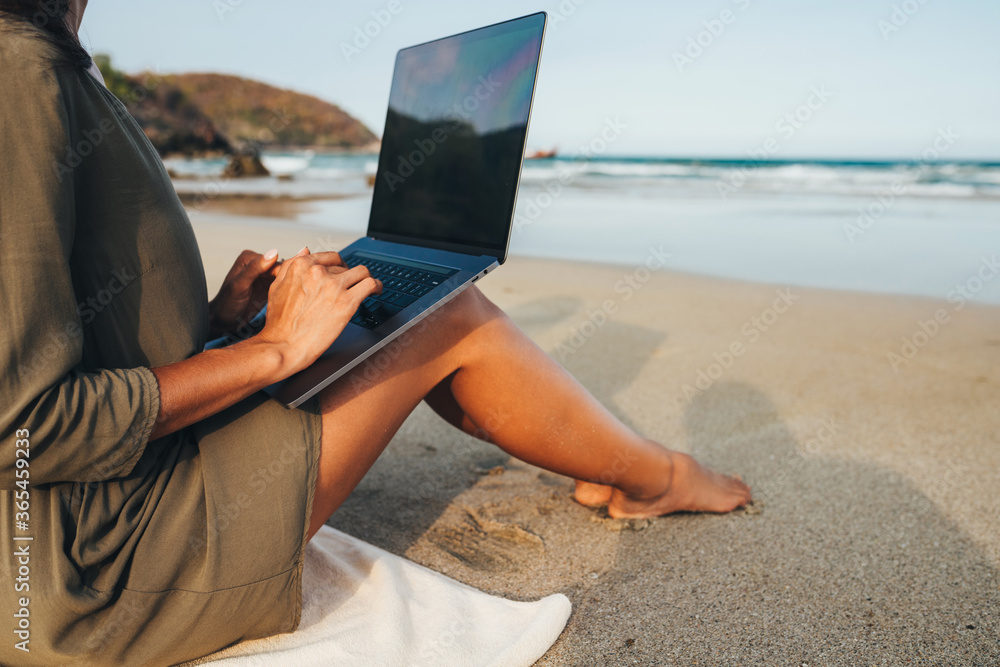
[273,248,338,281]
[309,250,345,267]
[346,275,383,303]
[244,248,278,274]
[327,265,382,311]
[270,257,379,311]
[230,248,279,289]
[256,250,390,372]
[209,249,283,335]
[251,249,280,285]
[338,263,374,285]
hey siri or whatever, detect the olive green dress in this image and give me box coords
[0,21,322,666]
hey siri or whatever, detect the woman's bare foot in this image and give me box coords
[607,452,751,519]
[573,480,613,507]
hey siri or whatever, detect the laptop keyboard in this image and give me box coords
[342,253,458,329]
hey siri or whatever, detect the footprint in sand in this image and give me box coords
[426,506,545,571]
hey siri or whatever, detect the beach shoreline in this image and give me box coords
[180,163,1000,307]
[189,209,1000,665]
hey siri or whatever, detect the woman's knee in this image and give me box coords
[324,286,504,395]
[449,284,488,309]
[436,285,503,331]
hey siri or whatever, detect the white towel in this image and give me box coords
[182,526,571,666]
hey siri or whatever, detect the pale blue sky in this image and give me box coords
[81,0,1000,159]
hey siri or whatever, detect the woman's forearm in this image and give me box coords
[148,250,381,441]
[149,338,290,441]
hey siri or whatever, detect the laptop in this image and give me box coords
[261,12,546,408]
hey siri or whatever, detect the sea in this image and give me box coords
[166,153,1000,306]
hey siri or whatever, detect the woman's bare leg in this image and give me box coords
[307,286,750,540]
[423,382,615,508]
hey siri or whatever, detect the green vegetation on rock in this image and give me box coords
[94,54,232,156]
[162,73,377,151]
[92,55,377,157]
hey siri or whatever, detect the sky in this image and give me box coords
[81,0,1000,160]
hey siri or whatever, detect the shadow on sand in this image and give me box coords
[327,295,663,557]
[329,296,999,664]
[548,380,1000,665]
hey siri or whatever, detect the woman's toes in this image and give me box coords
[605,453,752,518]
[573,480,613,507]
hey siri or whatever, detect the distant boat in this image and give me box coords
[526,148,557,160]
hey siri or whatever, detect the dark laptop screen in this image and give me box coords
[367,13,545,259]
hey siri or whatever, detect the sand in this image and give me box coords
[189,209,1000,665]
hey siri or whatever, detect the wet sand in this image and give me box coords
[190,209,1000,665]
[175,193,331,220]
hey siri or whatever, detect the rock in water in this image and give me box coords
[223,153,270,178]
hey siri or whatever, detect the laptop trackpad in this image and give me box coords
[323,321,383,360]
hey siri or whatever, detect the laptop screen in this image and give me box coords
[367,13,546,260]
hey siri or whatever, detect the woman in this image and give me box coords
[0,2,751,665]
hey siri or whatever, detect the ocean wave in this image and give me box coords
[906,183,981,198]
[300,167,358,179]
[260,156,311,175]
[167,152,1000,199]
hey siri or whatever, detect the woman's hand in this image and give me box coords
[150,247,380,440]
[208,248,282,338]
[255,248,383,375]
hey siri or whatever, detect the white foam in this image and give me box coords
[167,153,1000,200]
[261,156,311,175]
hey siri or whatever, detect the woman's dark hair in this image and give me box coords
[0,0,91,68]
